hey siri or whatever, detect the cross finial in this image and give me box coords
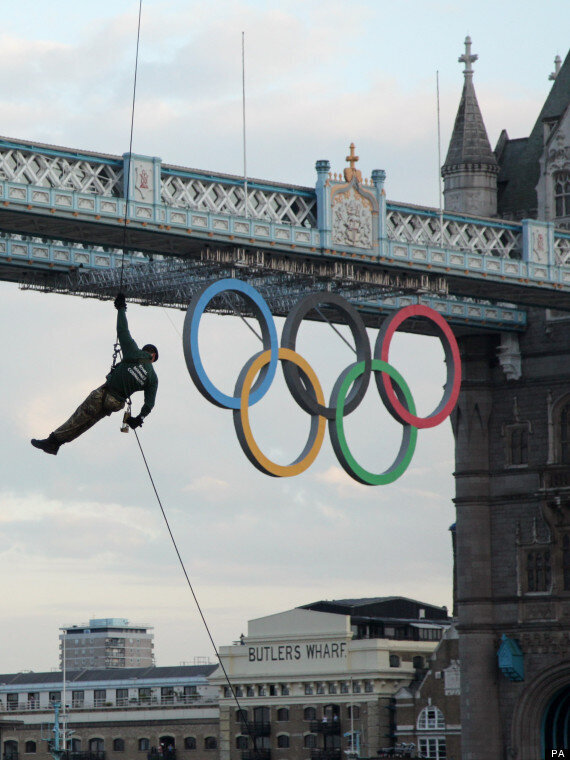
[458,35,478,76]
[549,54,562,81]
[344,142,362,182]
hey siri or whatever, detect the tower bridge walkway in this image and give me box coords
[2,136,570,332]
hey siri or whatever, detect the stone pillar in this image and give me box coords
[315,159,331,249]
[452,335,502,760]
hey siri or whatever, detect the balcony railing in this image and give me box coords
[0,696,215,713]
[62,753,106,760]
[310,720,341,735]
[245,722,271,737]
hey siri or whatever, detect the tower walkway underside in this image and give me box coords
[2,136,570,331]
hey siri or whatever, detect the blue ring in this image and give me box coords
[183,279,279,409]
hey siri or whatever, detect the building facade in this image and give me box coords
[211,598,450,760]
[442,40,570,759]
[0,666,218,760]
[60,620,155,670]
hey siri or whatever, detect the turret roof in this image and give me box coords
[442,37,497,173]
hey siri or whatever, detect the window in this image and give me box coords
[417,707,445,730]
[560,402,570,463]
[71,739,82,751]
[161,687,174,704]
[352,681,361,693]
[138,688,151,702]
[49,691,61,704]
[27,693,39,708]
[277,735,290,748]
[304,734,317,749]
[236,708,248,723]
[94,689,106,707]
[116,689,128,706]
[184,685,197,697]
[269,685,276,696]
[235,736,248,750]
[113,739,125,752]
[316,682,325,695]
[184,737,196,750]
[204,737,217,750]
[246,686,255,697]
[253,706,269,723]
[348,705,360,720]
[389,654,401,668]
[328,683,337,694]
[223,687,230,698]
[527,549,551,592]
[340,682,349,694]
[277,708,289,721]
[280,684,289,696]
[304,707,317,721]
[304,683,314,695]
[138,739,150,752]
[257,685,266,697]
[418,736,447,759]
[25,741,37,754]
[508,425,529,466]
[4,741,18,759]
[555,171,570,219]
[235,686,243,698]
[7,694,18,711]
[89,739,105,753]
[364,680,374,693]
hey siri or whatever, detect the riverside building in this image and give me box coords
[212,597,450,760]
[59,619,155,670]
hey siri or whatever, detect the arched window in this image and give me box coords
[555,171,570,219]
[277,707,289,721]
[235,736,248,750]
[304,707,317,721]
[4,741,18,760]
[71,739,82,752]
[277,735,290,748]
[89,739,104,753]
[204,737,217,750]
[25,741,37,754]
[527,549,551,592]
[417,706,445,730]
[138,739,150,752]
[184,737,196,750]
[389,654,400,668]
[236,708,248,724]
[347,705,360,720]
[253,706,269,723]
[113,739,125,752]
[304,734,317,749]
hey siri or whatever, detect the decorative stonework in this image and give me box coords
[497,333,522,380]
[332,186,373,248]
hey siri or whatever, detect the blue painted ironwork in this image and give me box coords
[497,634,524,681]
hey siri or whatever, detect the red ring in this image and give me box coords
[375,304,461,429]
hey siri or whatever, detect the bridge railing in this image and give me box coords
[386,203,523,259]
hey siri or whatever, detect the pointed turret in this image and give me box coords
[442,37,498,217]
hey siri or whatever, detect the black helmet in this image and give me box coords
[143,344,159,361]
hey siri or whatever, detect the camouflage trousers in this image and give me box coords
[52,385,125,444]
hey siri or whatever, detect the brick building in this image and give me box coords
[211,597,450,760]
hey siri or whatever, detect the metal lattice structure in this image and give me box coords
[386,205,523,258]
[0,143,123,195]
[161,172,317,227]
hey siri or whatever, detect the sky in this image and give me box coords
[0,0,569,673]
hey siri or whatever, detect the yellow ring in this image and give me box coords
[238,348,326,477]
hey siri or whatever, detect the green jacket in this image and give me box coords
[105,308,158,417]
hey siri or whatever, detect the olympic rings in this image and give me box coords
[183,279,461,485]
[329,360,417,486]
[233,348,327,477]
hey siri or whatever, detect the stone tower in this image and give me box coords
[449,47,570,759]
[441,37,499,217]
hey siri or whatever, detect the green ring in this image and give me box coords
[331,359,418,485]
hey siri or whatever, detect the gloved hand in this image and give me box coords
[114,292,127,310]
[127,414,144,430]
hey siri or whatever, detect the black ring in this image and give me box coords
[280,292,371,420]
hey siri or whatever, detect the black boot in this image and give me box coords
[31,433,60,455]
